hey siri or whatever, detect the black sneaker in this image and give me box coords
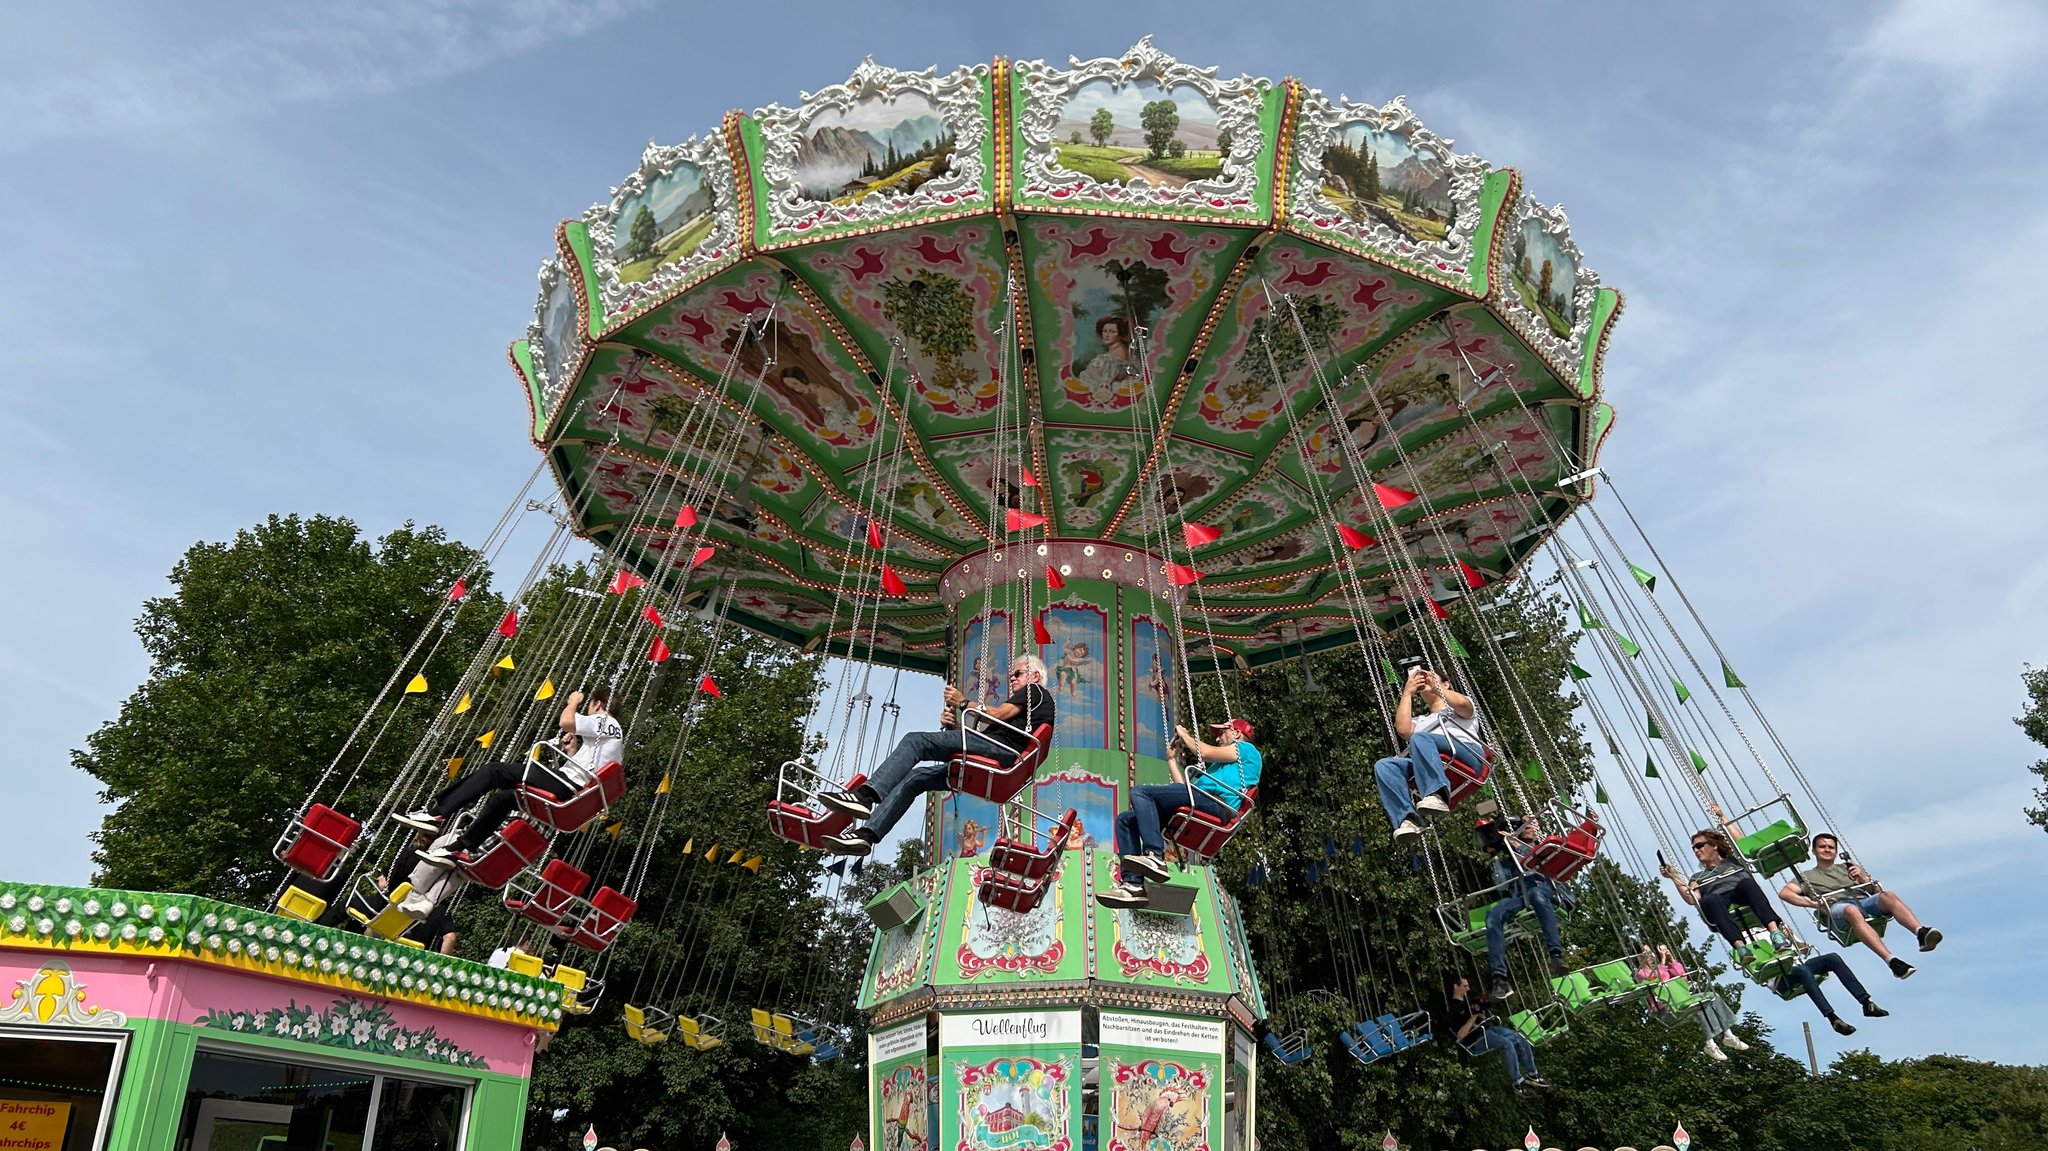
[1521,1075,1553,1089]
[1097,883,1150,909]
[1491,976,1516,1001]
[822,831,875,856]
[1917,927,1943,953]
[1888,957,1916,980]
[819,788,874,820]
[1549,952,1569,977]
[1830,1016,1857,1035]
[1862,1001,1889,1018]
[1123,854,1171,884]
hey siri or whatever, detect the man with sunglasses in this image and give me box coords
[820,655,1055,856]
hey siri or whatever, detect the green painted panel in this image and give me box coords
[933,857,1087,987]
[510,340,545,441]
[562,220,606,337]
[1469,169,1515,298]
[1576,286,1622,399]
[1098,1010,1228,1151]
[1090,854,1234,996]
[860,866,946,1011]
[937,1009,1082,1151]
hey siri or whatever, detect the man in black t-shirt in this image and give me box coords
[821,655,1055,856]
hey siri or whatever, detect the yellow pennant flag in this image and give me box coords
[405,674,429,694]
[534,678,556,702]
[728,848,745,864]
[741,855,763,873]
[494,655,515,674]
[656,773,671,796]
[703,843,720,860]
[604,822,623,840]
[445,757,465,779]
[681,838,694,855]
[455,693,472,715]
[476,730,496,749]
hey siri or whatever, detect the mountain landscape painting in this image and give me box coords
[612,159,718,284]
[792,91,956,204]
[1318,122,1456,244]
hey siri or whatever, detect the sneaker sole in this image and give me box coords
[1123,857,1171,884]
[819,798,873,820]
[824,839,872,857]
[1892,965,1916,980]
[1918,930,1942,952]
[391,815,444,832]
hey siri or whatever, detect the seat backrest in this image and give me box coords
[501,818,550,862]
[539,858,592,898]
[302,803,362,842]
[594,760,627,803]
[589,886,636,922]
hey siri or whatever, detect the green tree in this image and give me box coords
[1166,139,1187,160]
[1089,108,1114,147]
[1140,99,1180,159]
[626,203,658,262]
[879,271,978,394]
[1216,128,1234,159]
[2021,664,2048,832]
[1096,257,1170,331]
[1070,129,1083,144]
[75,515,501,905]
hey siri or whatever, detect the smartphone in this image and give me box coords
[1656,849,1667,869]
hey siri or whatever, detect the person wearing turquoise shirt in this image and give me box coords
[1100,718,1262,909]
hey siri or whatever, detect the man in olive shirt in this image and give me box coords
[1779,833,1940,979]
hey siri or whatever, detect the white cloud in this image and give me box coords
[1854,0,2048,119]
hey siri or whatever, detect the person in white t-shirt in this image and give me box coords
[397,687,623,860]
[1374,667,1485,845]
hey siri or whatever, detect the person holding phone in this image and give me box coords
[1659,820,1796,955]
[1373,666,1484,846]
[1444,972,1550,1094]
[1779,833,1941,978]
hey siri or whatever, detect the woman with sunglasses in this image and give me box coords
[1660,821,1795,954]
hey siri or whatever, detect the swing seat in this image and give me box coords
[1524,815,1604,882]
[749,1009,817,1055]
[976,867,1055,915]
[548,964,598,1013]
[1736,938,1801,983]
[623,1004,673,1045]
[274,803,363,881]
[349,882,421,941]
[504,859,592,928]
[503,949,545,978]
[1550,970,1602,1013]
[1347,1011,1431,1063]
[1737,817,1809,876]
[1510,1005,1568,1046]
[988,809,1080,881]
[1164,787,1258,861]
[766,771,870,849]
[518,760,627,834]
[945,721,1053,805]
[1262,1030,1313,1066]
[677,1014,724,1051]
[453,818,550,889]
[558,886,636,952]
[1652,975,1714,1019]
[1441,747,1494,807]
[275,885,330,924]
[1815,901,1890,947]
[1588,960,1649,1007]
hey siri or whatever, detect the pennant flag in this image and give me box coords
[1457,560,1488,589]
[1165,563,1203,586]
[498,610,520,638]
[1647,717,1663,740]
[477,730,497,749]
[741,855,763,873]
[1307,863,1321,884]
[447,578,467,602]
[698,675,721,697]
[1246,865,1264,887]
[1447,635,1470,659]
[604,822,622,840]
[1567,664,1592,681]
[1020,467,1040,488]
[704,843,720,860]
[825,859,847,878]
[1351,835,1366,855]
[1524,759,1545,782]
[1045,565,1065,590]
[1425,598,1450,622]
[1672,678,1691,704]
[494,655,516,673]
[1033,614,1052,646]
[675,505,698,529]
[609,569,645,594]
[1372,482,1417,509]
[866,520,884,549]
[1381,655,1401,687]
[1006,509,1048,531]
[1644,756,1659,778]
[1578,604,1603,630]
[1629,563,1658,592]
[455,692,472,715]
[534,678,556,702]
[1689,748,1709,773]
[1336,523,1375,549]
[1182,522,1222,547]
[1617,634,1642,658]
[1607,737,1622,757]
[1722,661,1745,689]
[634,605,664,633]
[1323,836,1337,861]
[648,635,671,663]
[728,848,745,863]
[681,839,693,855]
[445,757,464,779]
[1595,783,1610,804]
[405,674,429,695]
[656,773,671,796]
[880,564,908,597]
[850,859,864,877]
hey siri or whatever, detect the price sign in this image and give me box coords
[0,1100,71,1150]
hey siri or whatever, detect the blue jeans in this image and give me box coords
[1373,733,1480,828]
[1780,951,1871,1020]
[1485,873,1563,979]
[1472,1024,1538,1084]
[1114,784,1233,883]
[860,728,1015,840]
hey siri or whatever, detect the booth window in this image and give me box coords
[176,1048,465,1151]
[0,1027,125,1151]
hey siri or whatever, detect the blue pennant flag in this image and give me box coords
[850,859,864,878]
[1324,836,1337,861]
[1351,835,1365,856]
[824,859,847,878]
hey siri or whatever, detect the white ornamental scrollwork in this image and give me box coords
[584,132,741,320]
[0,959,127,1028]
[525,257,588,423]
[1288,92,1491,280]
[1015,37,1266,215]
[755,57,990,238]
[1495,193,1602,375]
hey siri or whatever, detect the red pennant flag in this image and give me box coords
[609,569,645,594]
[1426,598,1451,621]
[674,506,698,529]
[1165,563,1204,587]
[446,578,467,602]
[1033,614,1052,645]
[1372,482,1417,509]
[1182,523,1222,548]
[648,635,671,662]
[1457,560,1488,589]
[866,521,884,549]
[1020,467,1040,488]
[641,604,666,629]
[1045,565,1065,590]
[1006,509,1048,532]
[698,675,721,697]
[497,610,519,638]
[690,546,715,569]
[880,564,908,596]
[1335,524,1376,549]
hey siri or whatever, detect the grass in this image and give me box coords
[616,211,717,284]
[1509,268,1574,337]
[832,158,938,205]
[1143,150,1223,180]
[1316,185,1450,243]
[1051,143,1136,182]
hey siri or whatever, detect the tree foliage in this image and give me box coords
[1089,108,1113,147]
[2019,664,2048,832]
[1139,99,1180,159]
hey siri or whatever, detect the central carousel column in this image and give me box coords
[858,541,1266,1151]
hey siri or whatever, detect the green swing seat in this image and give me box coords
[1734,808,1809,877]
[1510,1003,1569,1046]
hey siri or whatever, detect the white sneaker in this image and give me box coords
[1415,793,1451,817]
[1393,818,1423,845]
[1704,1038,1728,1062]
[1719,1030,1749,1052]
[391,810,444,833]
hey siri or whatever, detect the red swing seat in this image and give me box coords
[558,886,636,952]
[274,803,363,881]
[978,867,1057,915]
[988,809,1079,882]
[518,760,627,834]
[1165,786,1258,861]
[945,721,1053,805]
[767,771,870,849]
[504,858,592,928]
[1442,747,1495,807]
[1525,814,1604,882]
[454,818,550,889]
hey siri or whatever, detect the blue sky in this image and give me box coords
[3,0,2045,1068]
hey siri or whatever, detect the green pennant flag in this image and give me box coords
[1689,748,1709,773]
[1381,655,1401,687]
[1579,604,1603,630]
[1629,563,1658,592]
[1606,736,1623,757]
[1595,784,1610,804]
[1646,717,1662,740]
[1617,634,1642,658]
[1722,661,1745,689]
[1568,663,1593,681]
[1523,759,1544,782]
[1447,635,1470,659]
[1645,756,1660,779]
[1672,678,1692,704]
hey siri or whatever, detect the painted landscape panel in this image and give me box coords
[793,91,957,204]
[1318,123,1455,244]
[612,160,718,284]
[1051,78,1229,187]
[1509,216,1580,337]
